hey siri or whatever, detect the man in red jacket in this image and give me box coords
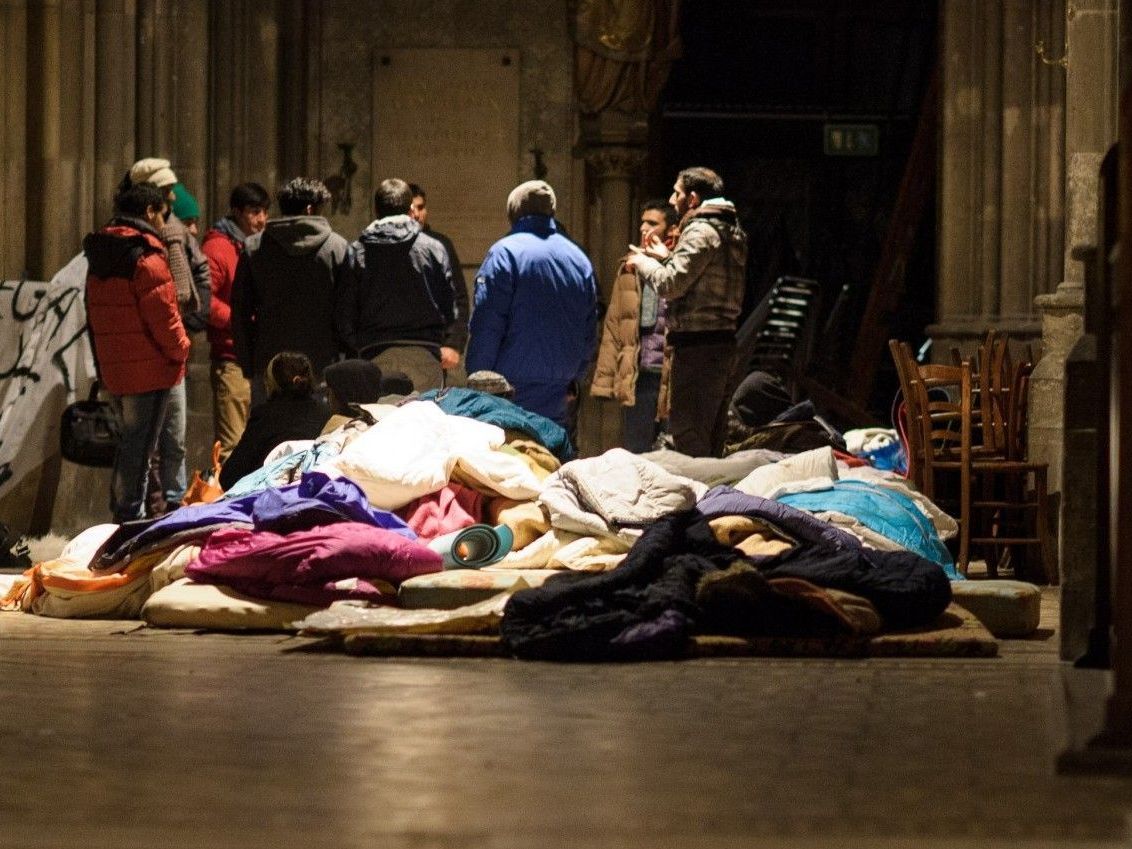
[83,182,191,522]
[201,182,270,461]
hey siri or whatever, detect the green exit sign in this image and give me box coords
[823,123,879,157]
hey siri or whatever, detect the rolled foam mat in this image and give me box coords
[427,523,515,569]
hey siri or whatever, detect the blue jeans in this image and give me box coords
[622,369,662,453]
[109,389,170,522]
[156,378,187,504]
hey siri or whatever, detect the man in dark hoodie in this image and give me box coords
[625,166,748,458]
[82,181,191,522]
[231,177,351,404]
[339,178,456,391]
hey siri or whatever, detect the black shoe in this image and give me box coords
[0,523,32,571]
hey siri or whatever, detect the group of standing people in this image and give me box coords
[82,158,747,524]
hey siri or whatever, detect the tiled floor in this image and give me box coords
[0,588,1129,848]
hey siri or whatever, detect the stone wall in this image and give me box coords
[314,0,581,259]
[0,0,587,535]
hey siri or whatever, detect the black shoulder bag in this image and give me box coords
[60,379,122,467]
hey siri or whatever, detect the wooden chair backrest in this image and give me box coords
[889,339,973,497]
[974,329,1014,456]
[1008,359,1034,460]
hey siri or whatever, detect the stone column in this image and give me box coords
[575,112,649,456]
[24,0,64,279]
[94,0,137,226]
[934,0,1065,353]
[171,2,209,213]
[279,0,319,181]
[135,0,165,158]
[208,1,281,209]
[1048,1,1121,658]
[247,3,281,191]
[585,146,646,303]
[136,0,209,200]
[21,0,97,276]
[1059,0,1132,771]
[0,0,28,279]
[1032,0,1118,489]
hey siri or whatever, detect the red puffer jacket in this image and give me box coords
[82,220,190,396]
[201,221,243,362]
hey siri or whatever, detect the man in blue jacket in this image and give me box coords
[466,180,597,425]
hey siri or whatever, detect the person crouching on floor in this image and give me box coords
[218,352,330,490]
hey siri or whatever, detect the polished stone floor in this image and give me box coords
[1,592,1130,849]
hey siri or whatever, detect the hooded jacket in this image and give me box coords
[82,218,190,395]
[231,215,351,376]
[631,199,747,335]
[202,217,245,362]
[466,215,597,388]
[340,215,457,357]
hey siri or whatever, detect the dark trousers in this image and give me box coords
[622,368,662,453]
[669,337,736,458]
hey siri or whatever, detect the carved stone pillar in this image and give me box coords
[933,0,1065,353]
[172,3,209,212]
[25,0,64,279]
[574,109,649,457]
[135,0,209,203]
[1058,0,1132,774]
[1033,0,1118,491]
[208,1,282,214]
[94,0,137,227]
[0,0,28,279]
[1042,0,1120,658]
[585,146,647,302]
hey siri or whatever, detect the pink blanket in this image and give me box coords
[396,483,483,541]
[188,522,443,606]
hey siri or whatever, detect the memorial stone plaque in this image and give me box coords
[372,49,521,269]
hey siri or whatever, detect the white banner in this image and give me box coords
[0,254,96,501]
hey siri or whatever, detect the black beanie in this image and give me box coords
[323,359,385,414]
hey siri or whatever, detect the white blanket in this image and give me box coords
[316,400,543,509]
[539,448,707,546]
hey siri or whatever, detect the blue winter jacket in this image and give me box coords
[778,480,961,579]
[466,216,598,389]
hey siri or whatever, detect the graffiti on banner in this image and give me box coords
[0,253,96,499]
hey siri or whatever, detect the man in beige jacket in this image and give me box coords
[590,200,677,452]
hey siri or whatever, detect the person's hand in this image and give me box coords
[642,231,670,260]
[440,346,461,369]
[625,246,645,271]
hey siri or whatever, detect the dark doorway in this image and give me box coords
[652,0,937,421]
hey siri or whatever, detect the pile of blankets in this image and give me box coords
[2,390,960,662]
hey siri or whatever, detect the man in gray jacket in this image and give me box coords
[231,177,352,404]
[626,166,747,457]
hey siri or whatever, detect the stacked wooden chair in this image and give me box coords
[889,335,1056,583]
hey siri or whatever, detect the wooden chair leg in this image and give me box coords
[958,466,971,576]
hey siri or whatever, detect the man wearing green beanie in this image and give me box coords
[171,183,201,239]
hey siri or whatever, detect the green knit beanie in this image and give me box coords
[171,183,200,221]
